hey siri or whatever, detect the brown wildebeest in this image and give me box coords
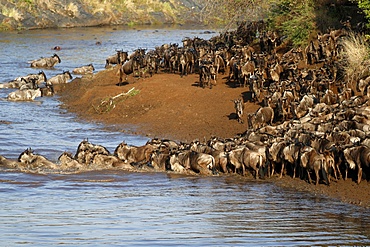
[248,106,274,130]
[239,59,255,88]
[46,71,72,86]
[119,56,140,83]
[7,88,42,101]
[58,151,84,171]
[178,49,195,77]
[18,148,58,170]
[150,150,171,171]
[73,64,95,75]
[105,50,129,68]
[282,141,302,179]
[211,150,228,173]
[0,155,24,169]
[114,141,154,166]
[30,53,61,68]
[74,140,110,164]
[343,145,370,184]
[169,150,214,175]
[0,71,47,89]
[199,61,216,89]
[268,140,288,177]
[233,98,245,124]
[227,147,245,175]
[228,147,264,178]
[300,146,329,185]
[241,148,265,179]
[214,54,226,77]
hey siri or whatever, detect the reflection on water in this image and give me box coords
[0,26,370,246]
[1,171,370,246]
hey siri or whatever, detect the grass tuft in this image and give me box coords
[340,33,370,82]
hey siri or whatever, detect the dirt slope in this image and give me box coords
[57,66,259,142]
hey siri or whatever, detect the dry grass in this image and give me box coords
[340,32,370,82]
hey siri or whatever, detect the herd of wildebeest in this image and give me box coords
[1,21,370,186]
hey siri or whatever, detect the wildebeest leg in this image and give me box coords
[279,162,285,178]
[292,162,298,179]
[332,164,339,180]
[270,161,275,177]
[335,162,343,180]
[344,162,349,180]
[306,169,313,184]
[255,168,259,179]
[315,168,320,185]
[119,68,123,83]
[321,167,329,185]
[358,166,363,184]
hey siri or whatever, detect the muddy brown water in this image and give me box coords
[0,25,369,246]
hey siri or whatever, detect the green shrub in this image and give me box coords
[268,0,316,46]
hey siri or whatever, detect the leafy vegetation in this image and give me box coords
[358,0,370,28]
[0,0,366,49]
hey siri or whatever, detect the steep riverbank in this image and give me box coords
[57,66,370,208]
[0,0,207,30]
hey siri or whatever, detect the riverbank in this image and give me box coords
[0,0,205,31]
[57,65,370,208]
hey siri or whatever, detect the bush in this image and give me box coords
[340,32,370,82]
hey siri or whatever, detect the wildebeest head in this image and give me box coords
[63,70,73,80]
[53,53,61,63]
[38,71,47,82]
[18,148,36,164]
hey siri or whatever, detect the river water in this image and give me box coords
[0,25,369,246]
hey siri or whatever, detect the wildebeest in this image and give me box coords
[40,84,55,97]
[248,106,274,130]
[233,98,245,124]
[214,54,226,76]
[30,54,61,68]
[227,150,247,177]
[268,139,288,177]
[300,146,329,185]
[114,141,154,166]
[343,145,370,184]
[92,153,134,170]
[18,148,58,170]
[228,147,265,178]
[0,155,24,169]
[119,57,140,83]
[211,150,228,173]
[199,61,216,89]
[295,94,316,119]
[73,64,95,75]
[105,50,129,68]
[239,59,256,88]
[7,88,42,101]
[58,151,84,171]
[150,150,171,171]
[281,141,302,179]
[178,49,196,77]
[46,71,72,85]
[19,77,39,90]
[0,71,47,89]
[169,150,214,175]
[74,140,110,165]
